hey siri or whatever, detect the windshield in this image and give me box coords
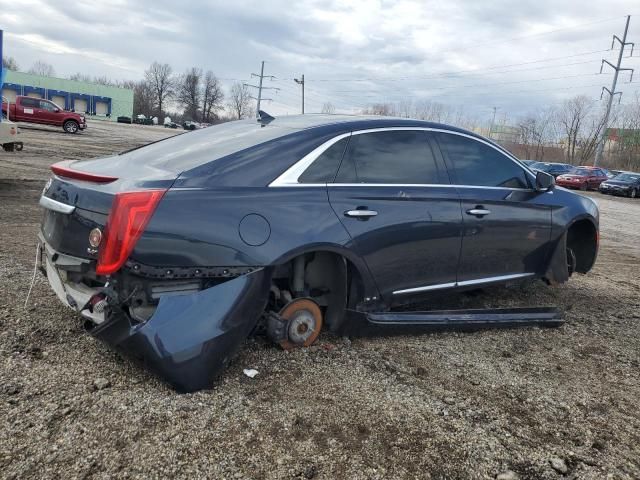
[614,173,640,182]
[533,163,552,172]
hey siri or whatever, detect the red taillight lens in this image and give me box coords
[96,189,167,276]
[51,162,118,184]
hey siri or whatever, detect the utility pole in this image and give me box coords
[594,15,635,166]
[294,74,305,114]
[244,61,279,118]
[489,107,498,138]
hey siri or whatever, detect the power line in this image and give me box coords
[300,49,614,83]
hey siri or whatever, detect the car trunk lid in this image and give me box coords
[40,159,177,263]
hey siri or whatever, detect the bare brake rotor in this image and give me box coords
[275,298,323,350]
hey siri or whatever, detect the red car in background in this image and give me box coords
[556,166,609,191]
[2,96,87,133]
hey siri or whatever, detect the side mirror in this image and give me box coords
[535,170,555,192]
[54,108,60,113]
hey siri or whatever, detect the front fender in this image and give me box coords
[91,268,272,392]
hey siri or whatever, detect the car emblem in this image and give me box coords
[42,178,52,195]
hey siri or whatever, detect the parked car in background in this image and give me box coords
[520,159,538,167]
[117,116,132,124]
[599,172,640,198]
[37,114,599,391]
[2,96,87,133]
[530,162,573,178]
[183,120,199,130]
[556,166,609,191]
[164,122,179,129]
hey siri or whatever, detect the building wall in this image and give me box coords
[1,71,133,120]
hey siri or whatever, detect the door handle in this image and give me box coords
[466,207,491,217]
[344,209,378,219]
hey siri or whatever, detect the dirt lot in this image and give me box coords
[1,121,639,479]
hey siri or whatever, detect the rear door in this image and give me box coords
[434,131,552,285]
[16,97,39,122]
[327,129,463,298]
[590,169,607,188]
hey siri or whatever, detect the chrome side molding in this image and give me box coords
[39,195,76,214]
[393,272,535,295]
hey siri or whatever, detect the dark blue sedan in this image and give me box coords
[37,114,599,391]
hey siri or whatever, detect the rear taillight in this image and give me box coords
[51,162,118,184]
[96,189,167,276]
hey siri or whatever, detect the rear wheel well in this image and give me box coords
[566,219,597,273]
[271,251,364,331]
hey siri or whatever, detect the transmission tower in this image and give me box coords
[594,15,635,166]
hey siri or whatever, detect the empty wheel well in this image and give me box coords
[271,251,365,330]
[566,219,598,273]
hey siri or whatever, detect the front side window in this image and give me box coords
[39,100,57,112]
[335,130,444,184]
[436,133,529,189]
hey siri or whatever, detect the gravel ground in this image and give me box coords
[1,121,639,479]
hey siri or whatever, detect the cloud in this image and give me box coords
[1,0,638,120]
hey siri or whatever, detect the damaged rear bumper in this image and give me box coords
[88,269,272,392]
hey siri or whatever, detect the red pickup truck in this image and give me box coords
[2,96,87,133]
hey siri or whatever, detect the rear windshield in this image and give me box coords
[569,168,592,176]
[116,120,297,173]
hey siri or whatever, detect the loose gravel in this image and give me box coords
[1,121,639,479]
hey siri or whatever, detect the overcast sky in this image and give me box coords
[2,0,639,121]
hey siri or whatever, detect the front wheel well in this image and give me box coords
[566,219,598,274]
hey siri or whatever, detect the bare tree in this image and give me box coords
[608,93,640,170]
[144,62,175,121]
[556,96,595,164]
[321,102,335,114]
[177,67,202,121]
[201,71,224,123]
[28,60,55,77]
[517,108,555,160]
[363,103,393,116]
[2,57,18,71]
[68,72,92,83]
[228,82,252,120]
[121,79,154,118]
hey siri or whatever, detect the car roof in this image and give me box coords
[260,113,476,135]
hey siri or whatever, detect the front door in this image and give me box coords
[327,129,463,298]
[38,100,61,125]
[434,132,552,285]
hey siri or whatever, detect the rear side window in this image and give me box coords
[436,133,529,189]
[21,98,39,107]
[335,130,444,184]
[298,137,349,183]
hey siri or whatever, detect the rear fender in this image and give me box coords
[92,268,272,392]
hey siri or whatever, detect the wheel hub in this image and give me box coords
[276,298,323,350]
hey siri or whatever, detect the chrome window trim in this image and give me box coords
[393,272,534,295]
[39,195,76,214]
[269,132,352,187]
[266,183,533,192]
[268,126,535,188]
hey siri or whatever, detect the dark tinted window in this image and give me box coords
[335,130,443,184]
[299,137,349,183]
[21,98,39,107]
[437,133,529,188]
